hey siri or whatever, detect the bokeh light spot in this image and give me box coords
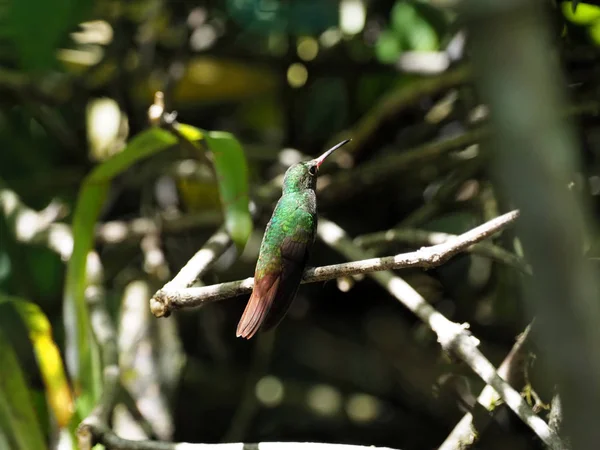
[255,375,284,407]
[297,37,319,61]
[287,63,308,88]
[346,393,379,423]
[307,384,342,416]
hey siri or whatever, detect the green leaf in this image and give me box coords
[64,127,177,418]
[7,0,92,71]
[0,295,74,428]
[390,1,440,53]
[375,29,403,64]
[391,2,419,31]
[64,123,250,420]
[569,2,600,24]
[588,21,600,45]
[204,131,253,251]
[176,124,252,251]
[0,326,47,450]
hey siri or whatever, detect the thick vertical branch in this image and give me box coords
[466,0,600,446]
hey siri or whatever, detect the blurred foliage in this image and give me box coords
[1,0,599,449]
[226,0,338,35]
[0,295,73,428]
[0,318,47,450]
[65,127,179,418]
[6,0,93,71]
[376,1,448,64]
[561,1,600,44]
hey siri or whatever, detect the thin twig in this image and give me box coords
[438,324,533,450]
[318,127,489,206]
[317,100,600,207]
[355,226,530,274]
[336,65,471,160]
[0,68,71,105]
[150,227,232,315]
[150,211,519,317]
[141,232,170,281]
[317,220,563,450]
[165,226,230,288]
[96,212,222,245]
[399,157,484,228]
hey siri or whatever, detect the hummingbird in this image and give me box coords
[236,139,351,339]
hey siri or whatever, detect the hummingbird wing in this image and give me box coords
[261,235,311,331]
[236,231,313,339]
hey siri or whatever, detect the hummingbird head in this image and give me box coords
[282,139,350,193]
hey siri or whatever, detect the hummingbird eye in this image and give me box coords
[308,165,317,176]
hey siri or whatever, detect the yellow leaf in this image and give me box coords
[562,1,600,25]
[1,296,74,427]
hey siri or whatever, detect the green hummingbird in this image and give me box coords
[237,139,351,339]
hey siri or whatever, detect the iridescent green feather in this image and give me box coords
[255,191,316,278]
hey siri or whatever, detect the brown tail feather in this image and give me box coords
[236,273,280,339]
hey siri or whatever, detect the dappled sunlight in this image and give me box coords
[340,0,366,36]
[2,0,598,449]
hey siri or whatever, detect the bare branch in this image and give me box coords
[438,324,533,449]
[150,211,519,317]
[150,227,232,316]
[398,158,483,228]
[80,422,401,450]
[355,225,530,274]
[96,212,222,245]
[317,220,563,450]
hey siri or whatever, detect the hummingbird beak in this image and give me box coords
[314,139,351,169]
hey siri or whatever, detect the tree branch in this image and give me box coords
[438,324,533,449]
[150,211,519,317]
[316,220,562,450]
[0,68,71,105]
[96,212,222,244]
[355,225,530,274]
[318,127,489,206]
[334,65,471,160]
[150,227,232,315]
[80,423,401,450]
[317,99,600,207]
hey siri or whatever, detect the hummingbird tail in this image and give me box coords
[236,273,280,339]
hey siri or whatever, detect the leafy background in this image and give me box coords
[1,0,600,449]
